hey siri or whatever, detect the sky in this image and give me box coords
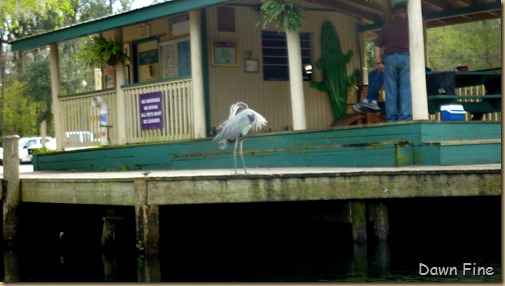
[129,0,168,11]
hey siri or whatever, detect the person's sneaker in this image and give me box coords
[363,100,381,111]
[352,99,368,113]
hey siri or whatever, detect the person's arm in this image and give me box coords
[374,46,384,70]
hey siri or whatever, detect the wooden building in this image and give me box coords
[8,0,502,151]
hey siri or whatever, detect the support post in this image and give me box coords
[40,120,47,148]
[367,201,389,241]
[50,44,64,151]
[101,207,123,252]
[135,181,159,254]
[190,9,207,139]
[115,62,126,145]
[408,0,429,120]
[286,29,307,130]
[114,28,126,145]
[2,135,20,248]
[349,200,367,242]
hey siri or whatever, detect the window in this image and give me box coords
[262,31,312,81]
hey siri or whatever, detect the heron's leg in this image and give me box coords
[239,139,248,174]
[233,136,239,174]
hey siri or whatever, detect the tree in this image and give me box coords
[21,57,53,131]
[1,0,138,138]
[427,19,501,71]
[1,76,38,136]
[364,19,501,71]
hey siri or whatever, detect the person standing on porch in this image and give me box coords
[352,67,384,113]
[374,2,411,122]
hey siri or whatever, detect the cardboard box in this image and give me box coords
[440,104,465,121]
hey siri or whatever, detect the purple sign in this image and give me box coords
[140,92,164,130]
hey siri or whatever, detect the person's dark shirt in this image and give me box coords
[375,15,409,55]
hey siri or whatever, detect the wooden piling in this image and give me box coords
[367,202,389,241]
[135,181,160,254]
[101,207,123,251]
[2,135,20,248]
[349,201,367,242]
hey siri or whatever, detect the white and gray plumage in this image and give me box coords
[214,102,267,174]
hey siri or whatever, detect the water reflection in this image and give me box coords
[3,249,20,282]
[137,254,161,282]
[370,241,390,275]
[1,197,501,282]
[101,253,116,282]
[2,236,502,282]
[350,242,368,278]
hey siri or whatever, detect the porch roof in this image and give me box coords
[9,0,502,52]
[309,0,501,37]
[9,0,227,52]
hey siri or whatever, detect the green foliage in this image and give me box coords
[1,77,39,136]
[426,19,501,71]
[0,0,73,36]
[1,0,138,137]
[81,36,130,67]
[31,146,55,155]
[258,0,304,31]
[136,240,145,252]
[20,57,54,127]
[364,19,501,72]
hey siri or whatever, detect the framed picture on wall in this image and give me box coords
[217,6,235,32]
[211,39,239,66]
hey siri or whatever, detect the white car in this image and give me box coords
[0,136,56,164]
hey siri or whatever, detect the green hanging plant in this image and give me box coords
[258,0,304,31]
[82,35,130,67]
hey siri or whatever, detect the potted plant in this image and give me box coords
[258,0,304,31]
[82,35,130,67]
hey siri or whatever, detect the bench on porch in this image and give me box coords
[426,70,502,120]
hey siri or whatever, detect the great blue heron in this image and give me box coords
[214,102,267,174]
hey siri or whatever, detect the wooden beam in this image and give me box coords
[305,0,384,22]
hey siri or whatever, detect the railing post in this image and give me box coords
[2,135,20,248]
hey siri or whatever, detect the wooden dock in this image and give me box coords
[14,164,502,253]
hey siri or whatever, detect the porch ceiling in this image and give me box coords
[307,0,501,37]
[9,0,228,52]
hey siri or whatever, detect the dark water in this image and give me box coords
[1,196,501,282]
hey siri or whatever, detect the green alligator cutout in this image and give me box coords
[311,21,357,120]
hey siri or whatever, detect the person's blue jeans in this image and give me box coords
[366,70,384,102]
[384,53,412,122]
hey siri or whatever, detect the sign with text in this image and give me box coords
[140,92,163,130]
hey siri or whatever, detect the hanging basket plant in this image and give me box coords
[258,0,304,31]
[82,35,130,67]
